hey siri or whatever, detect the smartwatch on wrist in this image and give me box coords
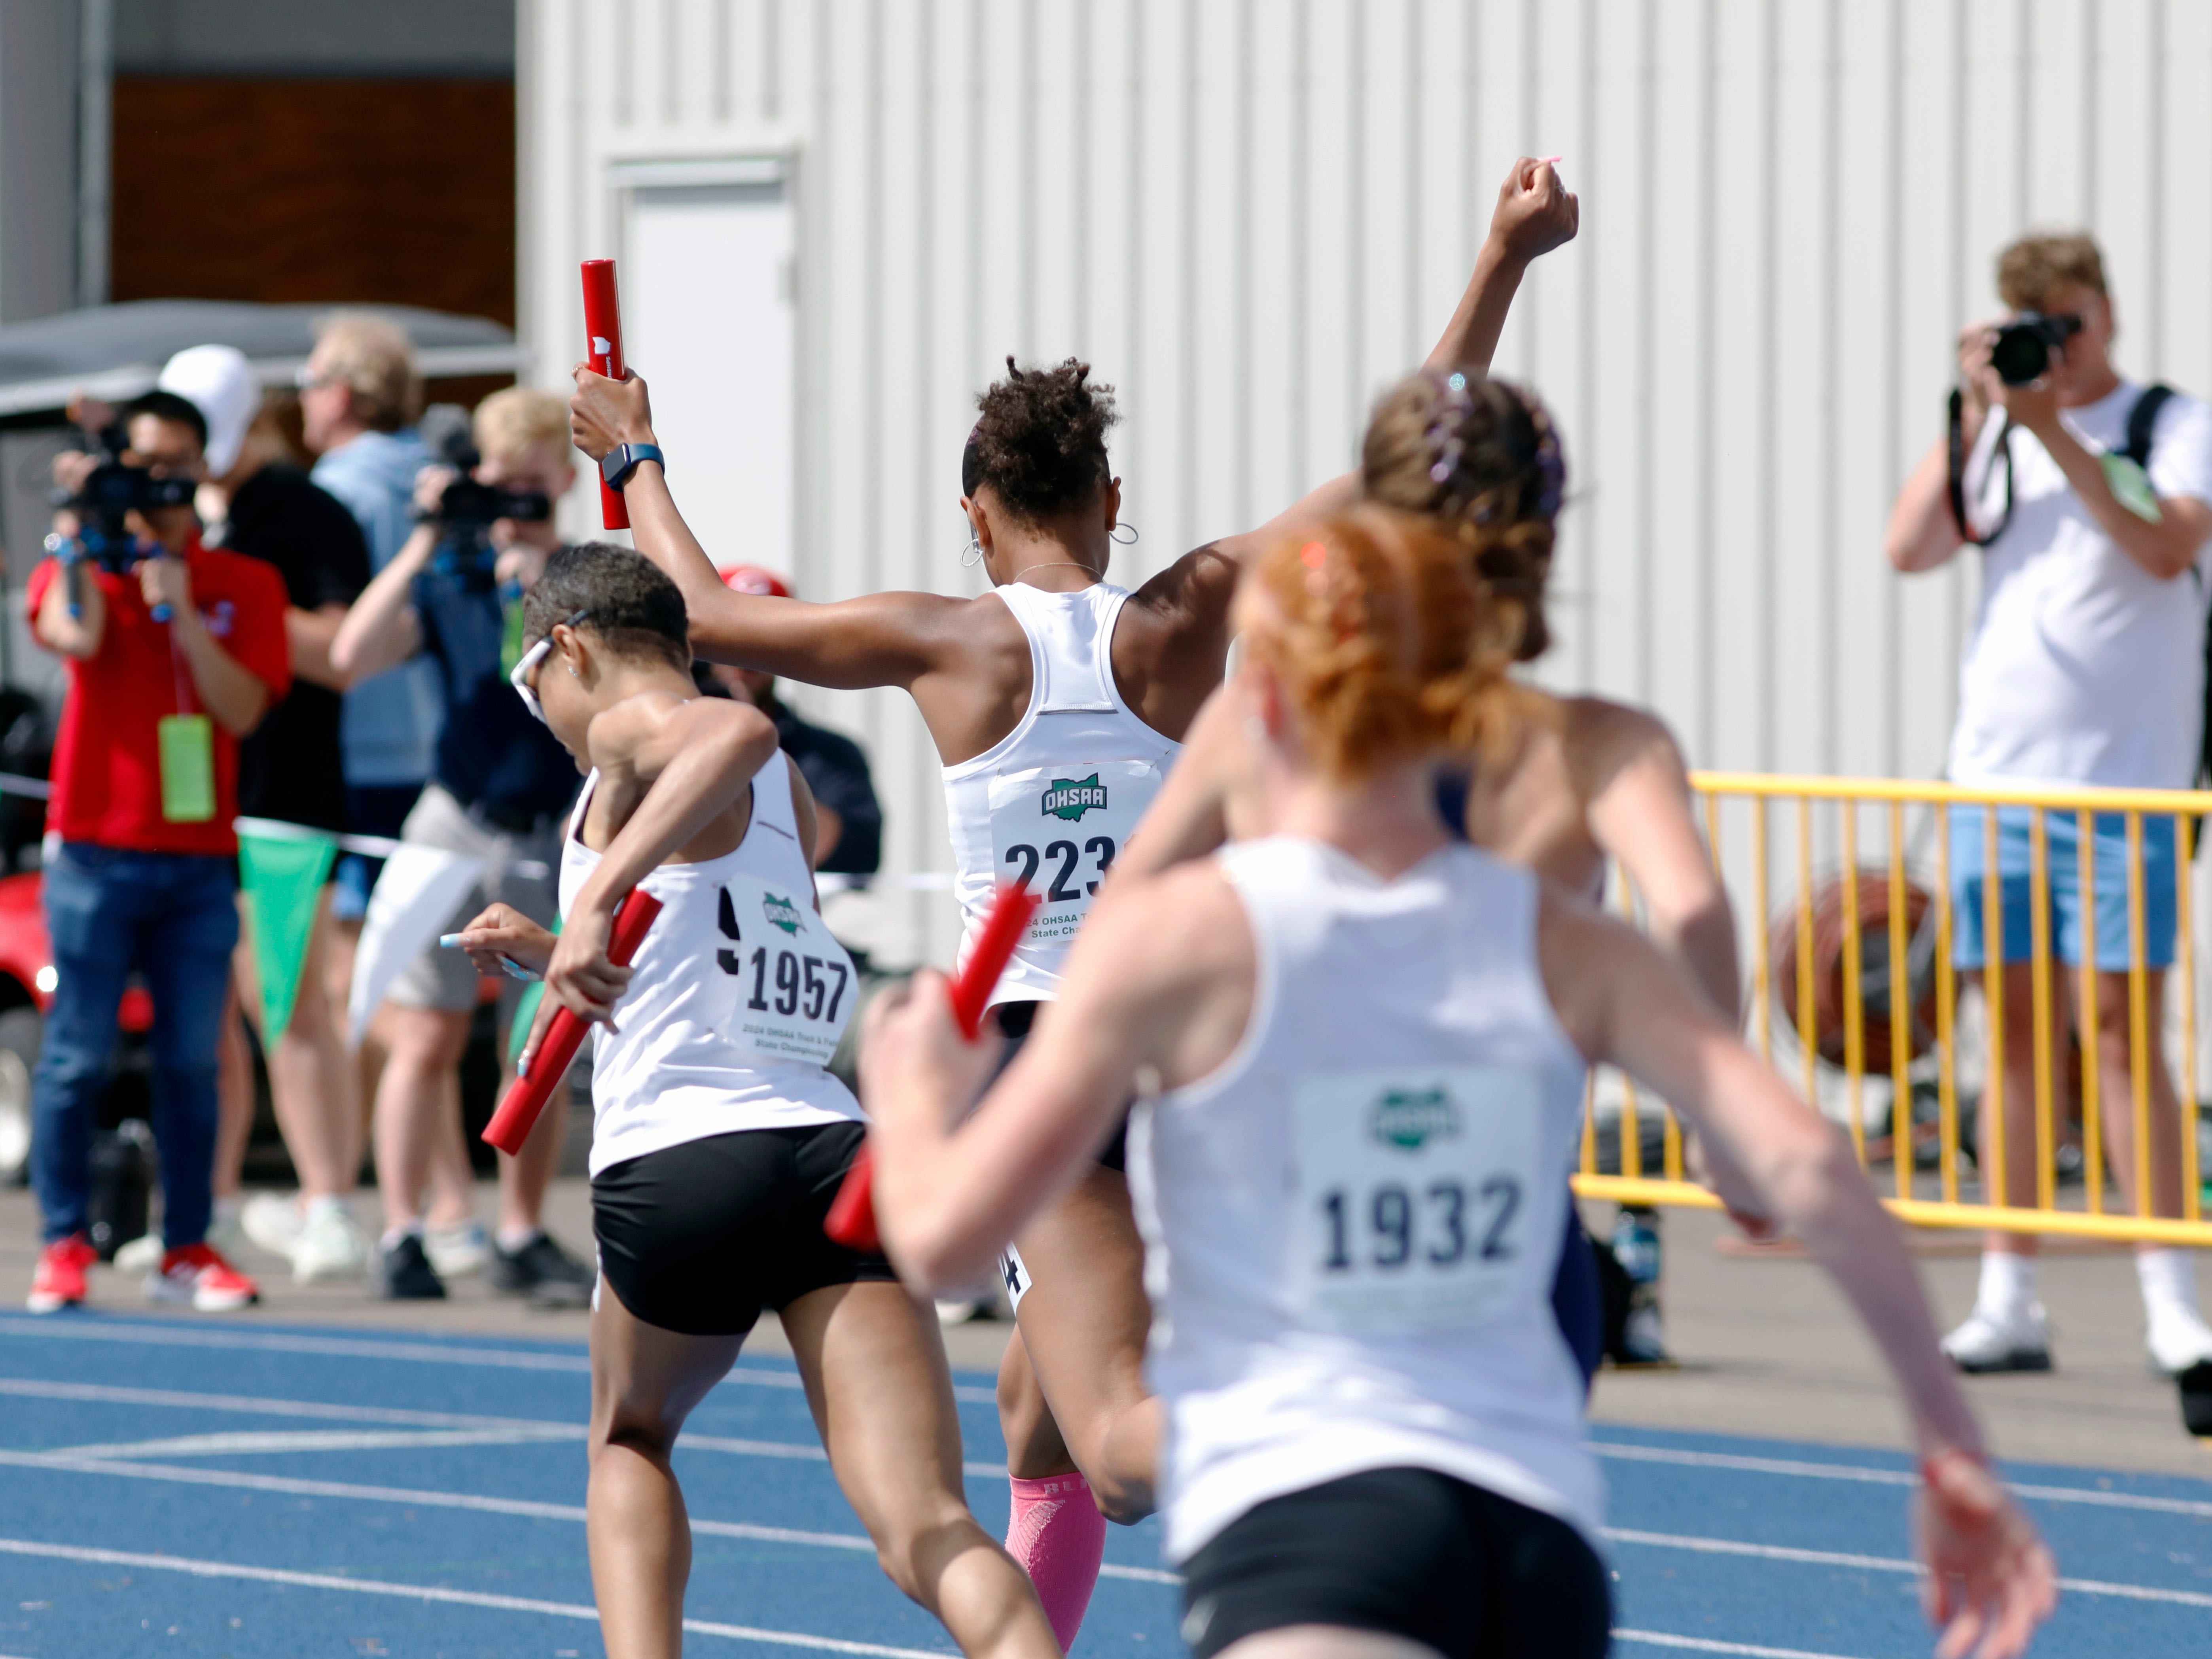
[601,442,666,490]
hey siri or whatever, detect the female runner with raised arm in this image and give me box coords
[860,506,2057,1659]
[569,156,1579,1646]
[1135,372,1765,1372]
[448,543,1057,1659]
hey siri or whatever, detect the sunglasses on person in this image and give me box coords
[509,610,590,723]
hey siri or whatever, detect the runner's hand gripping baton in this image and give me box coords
[823,882,1042,1252]
[581,259,629,531]
[481,888,664,1156]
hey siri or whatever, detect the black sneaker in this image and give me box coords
[491,1231,592,1309]
[376,1232,447,1300]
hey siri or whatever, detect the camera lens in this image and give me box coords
[1990,326,2049,387]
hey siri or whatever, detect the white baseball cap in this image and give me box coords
[156,344,258,476]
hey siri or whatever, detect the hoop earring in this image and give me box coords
[960,534,985,569]
[1109,522,1139,546]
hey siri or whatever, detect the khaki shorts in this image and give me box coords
[381,784,565,1018]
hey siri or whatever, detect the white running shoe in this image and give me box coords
[2146,1304,2212,1378]
[291,1203,370,1284]
[206,1199,247,1260]
[112,1233,163,1273]
[241,1191,307,1261]
[424,1219,491,1280]
[1941,1302,2053,1373]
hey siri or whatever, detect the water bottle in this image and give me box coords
[1610,1206,1672,1365]
[88,1119,156,1262]
[1610,1206,1662,1287]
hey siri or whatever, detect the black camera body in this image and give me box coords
[48,460,195,581]
[1990,312,2084,386]
[431,477,552,532]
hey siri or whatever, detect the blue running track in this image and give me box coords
[0,1314,2206,1657]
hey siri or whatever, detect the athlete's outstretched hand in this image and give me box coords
[448,903,555,980]
[570,365,655,466]
[1487,156,1578,267]
[541,901,634,1034]
[859,968,1005,1133]
[1915,1449,2057,1659]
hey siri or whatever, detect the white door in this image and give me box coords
[621,164,796,578]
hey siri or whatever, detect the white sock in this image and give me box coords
[1976,1250,2038,1318]
[496,1225,542,1254]
[303,1194,348,1225]
[212,1195,241,1224]
[2138,1249,2203,1323]
[381,1221,423,1251]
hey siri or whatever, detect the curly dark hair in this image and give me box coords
[1361,373,1566,662]
[961,356,1119,523]
[523,541,690,671]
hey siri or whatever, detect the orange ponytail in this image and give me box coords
[1239,505,1526,782]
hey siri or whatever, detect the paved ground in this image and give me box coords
[7,1182,2204,1475]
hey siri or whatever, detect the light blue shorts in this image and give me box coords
[1948,804,2179,972]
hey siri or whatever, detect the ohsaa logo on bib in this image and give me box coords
[1042,774,1107,822]
[1368,1085,1460,1153]
[761,891,804,936]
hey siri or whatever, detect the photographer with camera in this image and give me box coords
[329,388,591,1305]
[1886,233,2212,1377]
[23,391,291,1315]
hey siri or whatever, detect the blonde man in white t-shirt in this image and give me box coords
[1886,233,2212,1378]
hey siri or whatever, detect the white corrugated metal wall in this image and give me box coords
[518,0,2212,973]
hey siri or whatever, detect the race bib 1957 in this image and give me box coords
[987,758,1165,951]
[1291,1065,1547,1333]
[712,871,857,1066]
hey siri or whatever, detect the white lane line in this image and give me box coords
[0,1318,999,1405]
[1593,1439,2212,1521]
[52,1428,582,1459]
[0,1449,1167,1584]
[5,1375,1004,1477]
[0,1536,951,1658]
[0,1374,575,1430]
[1608,1526,2212,1610]
[1613,1633,1862,1659]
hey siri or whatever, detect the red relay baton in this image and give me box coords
[481,888,664,1156]
[824,882,1041,1251]
[581,259,629,531]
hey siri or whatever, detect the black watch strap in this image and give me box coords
[601,442,665,489]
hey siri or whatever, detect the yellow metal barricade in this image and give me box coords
[1570,772,2212,1247]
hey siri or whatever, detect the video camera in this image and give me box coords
[428,477,552,534]
[44,420,196,617]
[1990,312,2084,386]
[413,407,553,586]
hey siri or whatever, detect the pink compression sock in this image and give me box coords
[1005,1472,1107,1650]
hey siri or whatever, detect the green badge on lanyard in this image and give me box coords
[158,713,216,823]
[2101,452,2165,523]
[500,591,527,679]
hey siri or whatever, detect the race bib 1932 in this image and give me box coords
[712,871,857,1066]
[1291,1065,1547,1333]
[987,758,1164,951]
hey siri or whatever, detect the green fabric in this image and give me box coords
[508,912,563,1065]
[239,830,339,1040]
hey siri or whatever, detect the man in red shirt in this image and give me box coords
[24,390,290,1315]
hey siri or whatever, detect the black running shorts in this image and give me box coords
[591,1121,898,1337]
[1178,1466,1611,1659]
[995,1000,1129,1172]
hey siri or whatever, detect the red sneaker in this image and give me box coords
[147,1242,260,1312]
[27,1233,97,1314]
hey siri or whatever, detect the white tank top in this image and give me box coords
[1127,836,1600,1563]
[560,752,862,1178]
[941,581,1180,1003]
